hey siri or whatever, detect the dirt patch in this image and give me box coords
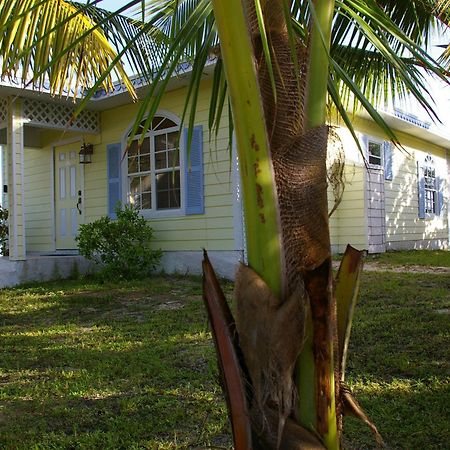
[154,301,184,311]
[333,261,450,274]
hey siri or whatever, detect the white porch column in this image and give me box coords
[7,97,26,260]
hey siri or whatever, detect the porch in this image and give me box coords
[0,92,100,271]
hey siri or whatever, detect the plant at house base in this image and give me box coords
[0,206,8,256]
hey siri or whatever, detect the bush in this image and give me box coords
[0,206,8,256]
[76,204,162,279]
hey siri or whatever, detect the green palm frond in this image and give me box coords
[1,0,448,143]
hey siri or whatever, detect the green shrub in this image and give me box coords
[0,206,8,256]
[76,204,162,279]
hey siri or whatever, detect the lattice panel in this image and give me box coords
[0,97,7,124]
[23,98,99,133]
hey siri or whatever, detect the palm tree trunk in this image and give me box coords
[211,0,339,448]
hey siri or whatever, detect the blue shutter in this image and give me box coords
[417,162,425,219]
[107,143,122,219]
[384,141,393,181]
[184,125,204,215]
[436,176,444,216]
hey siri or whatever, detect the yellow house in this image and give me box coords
[0,76,448,286]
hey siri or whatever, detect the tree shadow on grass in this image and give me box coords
[0,385,231,449]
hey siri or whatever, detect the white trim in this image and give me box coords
[10,100,18,258]
[120,111,186,218]
[6,98,26,259]
[50,148,56,251]
[446,149,450,246]
[20,105,26,255]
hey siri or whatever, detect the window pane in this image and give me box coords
[140,154,151,172]
[130,176,140,195]
[128,156,138,174]
[167,132,178,149]
[369,142,381,157]
[368,142,381,166]
[169,171,180,189]
[155,151,167,170]
[157,190,169,209]
[169,188,181,208]
[152,116,165,130]
[141,175,151,193]
[156,171,180,210]
[156,172,169,191]
[140,137,150,155]
[155,134,166,152]
[141,192,151,209]
[128,140,138,156]
[168,149,180,167]
[369,155,381,165]
[154,117,176,130]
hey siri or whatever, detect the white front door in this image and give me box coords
[55,144,83,250]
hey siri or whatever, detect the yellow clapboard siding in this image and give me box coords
[24,145,54,252]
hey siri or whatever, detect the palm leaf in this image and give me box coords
[0,0,137,98]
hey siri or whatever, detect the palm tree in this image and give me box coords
[1,1,448,448]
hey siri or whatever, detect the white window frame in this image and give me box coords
[422,154,437,216]
[367,137,384,168]
[121,111,185,219]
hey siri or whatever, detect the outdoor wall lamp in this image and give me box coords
[79,143,94,164]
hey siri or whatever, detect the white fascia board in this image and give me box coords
[357,108,450,149]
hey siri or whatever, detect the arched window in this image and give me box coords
[423,155,437,214]
[127,115,181,211]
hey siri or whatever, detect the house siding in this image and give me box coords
[84,81,237,254]
[353,117,448,251]
[329,126,368,253]
[385,144,448,250]
[20,84,449,264]
[24,146,54,252]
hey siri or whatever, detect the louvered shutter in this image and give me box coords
[184,125,204,215]
[384,141,393,181]
[436,176,444,216]
[107,143,122,219]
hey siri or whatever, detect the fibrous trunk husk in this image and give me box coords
[235,264,308,448]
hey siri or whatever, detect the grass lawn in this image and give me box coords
[1,257,449,449]
[365,249,450,267]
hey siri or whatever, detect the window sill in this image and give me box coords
[368,163,383,171]
[139,208,185,220]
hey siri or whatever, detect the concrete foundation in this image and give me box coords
[386,238,448,251]
[0,255,95,288]
[0,250,244,289]
[160,250,244,280]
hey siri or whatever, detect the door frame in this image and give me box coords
[52,137,85,251]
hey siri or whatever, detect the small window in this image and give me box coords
[423,155,437,214]
[368,141,382,166]
[127,116,181,212]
